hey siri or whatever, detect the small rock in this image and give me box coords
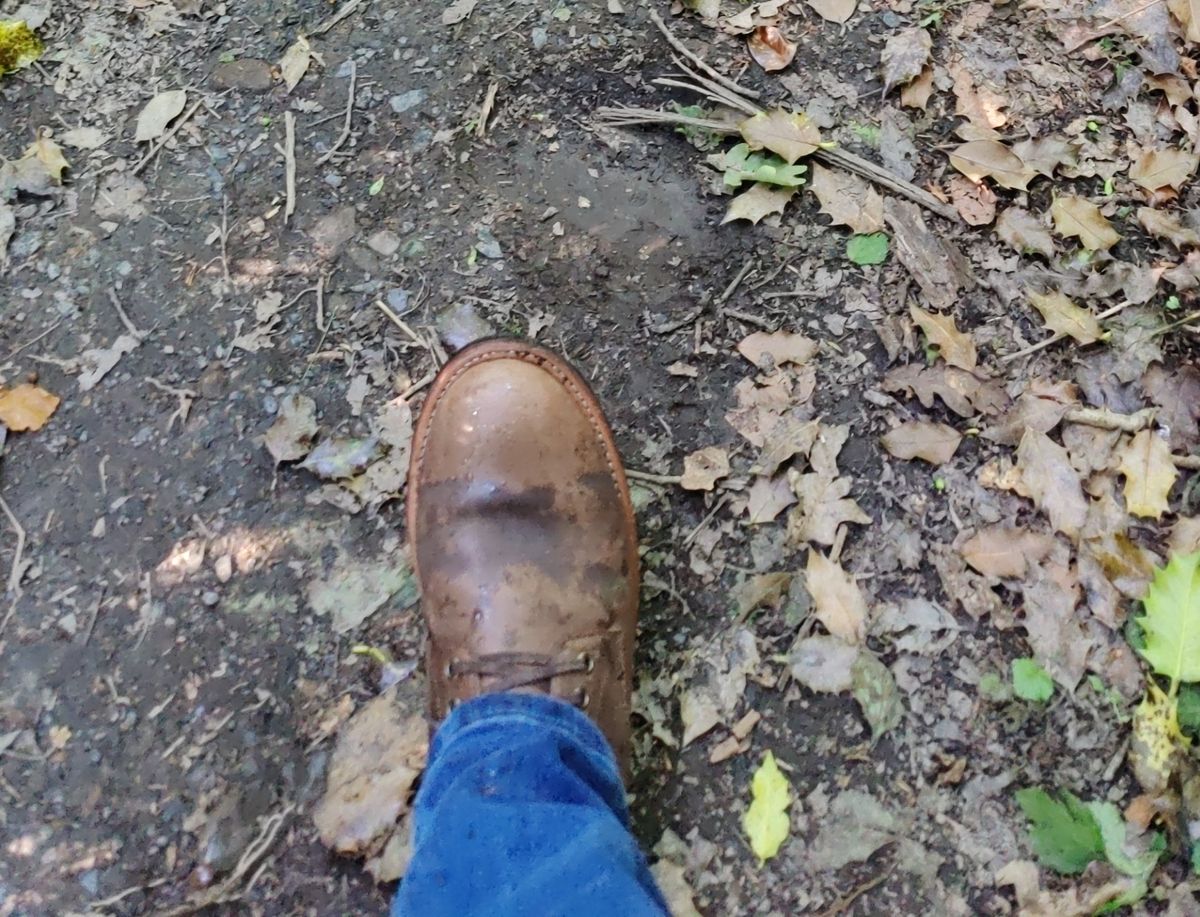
[389,89,427,115]
[436,302,494,353]
[532,27,548,49]
[57,612,78,638]
[386,289,411,312]
[368,230,402,258]
[214,555,234,583]
[202,590,220,607]
[475,228,502,260]
[211,59,273,91]
[309,206,357,258]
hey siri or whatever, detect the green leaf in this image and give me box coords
[368,176,385,196]
[1192,840,1200,876]
[978,671,1012,702]
[1012,657,1054,703]
[722,143,808,189]
[742,751,791,864]
[850,652,903,742]
[1086,801,1163,878]
[1015,787,1105,874]
[846,233,889,265]
[1135,551,1200,686]
[1179,683,1200,739]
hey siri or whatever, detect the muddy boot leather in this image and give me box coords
[407,339,640,766]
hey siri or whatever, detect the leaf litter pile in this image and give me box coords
[0,0,1199,913]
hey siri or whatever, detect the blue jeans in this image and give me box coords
[390,693,669,917]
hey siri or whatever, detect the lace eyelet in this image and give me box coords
[444,660,456,678]
[578,652,594,674]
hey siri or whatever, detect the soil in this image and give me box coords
[1,0,1198,915]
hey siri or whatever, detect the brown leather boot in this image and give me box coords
[407,339,640,766]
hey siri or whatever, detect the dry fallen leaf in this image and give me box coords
[809,163,884,233]
[135,89,187,142]
[737,330,817,369]
[805,550,867,644]
[1129,147,1196,192]
[880,28,932,95]
[1026,290,1103,345]
[789,635,859,692]
[1136,207,1200,248]
[1050,195,1121,251]
[948,140,1033,191]
[806,0,856,22]
[0,383,60,432]
[441,0,478,24]
[882,363,1007,418]
[996,206,1055,258]
[723,183,796,225]
[748,26,796,72]
[313,690,428,856]
[278,36,313,92]
[949,62,1008,136]
[946,175,996,226]
[959,525,1055,578]
[264,394,318,463]
[788,472,871,546]
[900,65,935,110]
[681,446,731,491]
[738,110,821,164]
[746,474,797,524]
[885,198,975,312]
[1015,430,1088,539]
[1011,135,1077,178]
[881,420,962,465]
[910,305,978,371]
[1117,430,1177,519]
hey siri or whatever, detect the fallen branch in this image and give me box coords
[0,495,27,599]
[595,103,959,223]
[647,9,761,100]
[1063,405,1156,433]
[311,0,368,35]
[108,288,146,339]
[315,61,356,166]
[1000,299,1135,363]
[477,81,500,138]
[625,468,683,486]
[283,112,297,223]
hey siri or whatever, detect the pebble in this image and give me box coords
[389,89,427,114]
[211,59,273,91]
[367,229,402,257]
[386,288,410,312]
[532,27,548,49]
[201,590,220,607]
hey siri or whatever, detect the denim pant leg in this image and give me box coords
[391,692,669,917]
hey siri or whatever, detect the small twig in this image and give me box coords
[87,876,170,911]
[374,298,425,345]
[477,81,500,138]
[815,864,895,917]
[0,495,27,599]
[647,9,760,100]
[626,468,683,486]
[1000,299,1135,363]
[723,307,774,329]
[133,98,205,176]
[283,112,296,223]
[683,494,731,547]
[399,371,435,401]
[1063,405,1156,433]
[219,194,231,282]
[1098,0,1163,28]
[315,273,327,332]
[107,288,146,339]
[312,0,367,34]
[716,258,756,307]
[649,304,704,334]
[5,317,64,360]
[1153,307,1200,337]
[316,61,357,166]
[759,290,820,301]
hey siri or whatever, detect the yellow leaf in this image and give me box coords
[742,751,791,863]
[680,446,730,491]
[1027,290,1103,344]
[909,305,977,371]
[1050,195,1120,251]
[23,136,69,183]
[1118,430,1177,519]
[0,383,60,431]
[0,19,43,76]
[737,110,821,164]
[722,183,796,225]
[948,139,1033,191]
[1129,682,1187,795]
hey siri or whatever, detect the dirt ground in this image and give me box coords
[2,0,1200,914]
